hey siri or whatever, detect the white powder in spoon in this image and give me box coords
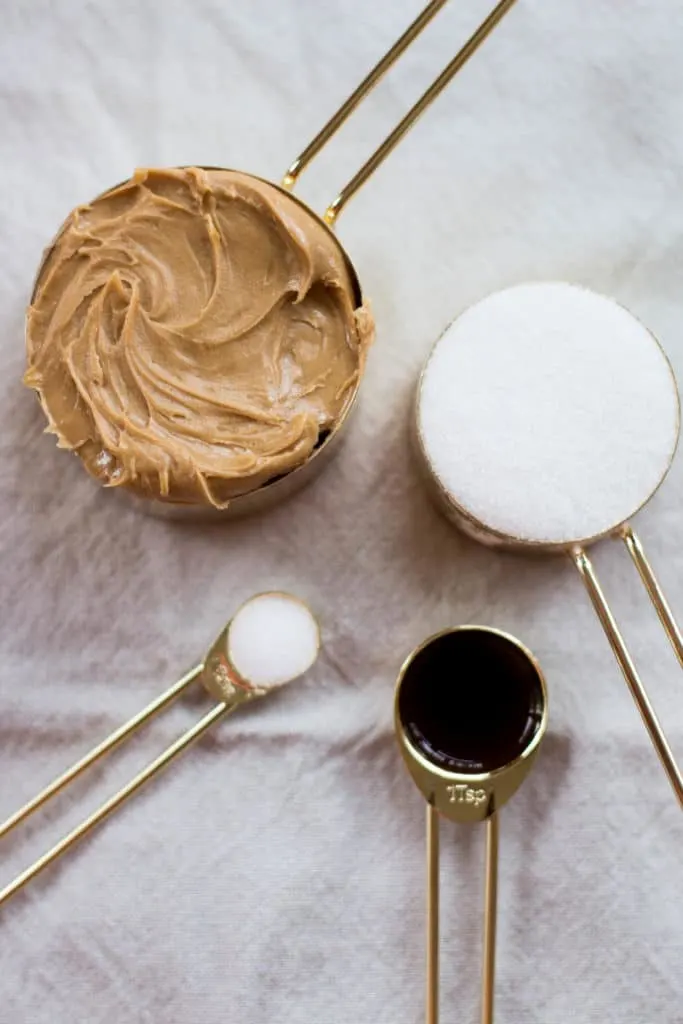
[227,591,320,689]
[417,282,680,546]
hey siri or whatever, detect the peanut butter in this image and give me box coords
[25,167,373,507]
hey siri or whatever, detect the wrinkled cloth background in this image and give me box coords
[1,2,683,1022]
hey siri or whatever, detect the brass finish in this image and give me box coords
[0,665,201,841]
[396,626,547,1024]
[396,627,546,824]
[482,813,499,1024]
[0,593,320,909]
[571,545,683,807]
[426,803,440,1024]
[283,0,521,221]
[282,0,450,192]
[424,800,501,1024]
[621,526,683,668]
[0,702,231,909]
[322,0,520,225]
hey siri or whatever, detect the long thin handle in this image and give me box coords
[426,806,500,1024]
[283,0,520,225]
[282,0,450,191]
[621,526,683,668]
[324,0,519,225]
[0,702,228,910]
[426,802,440,1024]
[572,546,683,808]
[481,812,499,1024]
[0,664,203,842]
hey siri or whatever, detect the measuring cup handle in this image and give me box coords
[571,543,683,808]
[282,0,520,225]
[282,0,449,194]
[621,526,683,666]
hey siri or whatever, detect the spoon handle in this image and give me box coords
[0,701,228,910]
[425,805,500,1024]
[0,663,202,842]
[426,803,440,1024]
[481,813,499,1024]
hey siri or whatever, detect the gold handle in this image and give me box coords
[0,701,229,909]
[0,663,257,908]
[0,591,317,908]
[425,806,500,1024]
[283,0,449,192]
[283,0,520,225]
[572,537,683,808]
[426,803,440,1024]
[621,526,683,667]
[481,813,499,1024]
[0,664,201,842]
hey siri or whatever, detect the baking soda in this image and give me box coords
[228,592,320,688]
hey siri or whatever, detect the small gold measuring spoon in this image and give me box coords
[0,591,320,908]
[395,625,548,1024]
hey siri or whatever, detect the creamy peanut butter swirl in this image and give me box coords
[25,167,373,506]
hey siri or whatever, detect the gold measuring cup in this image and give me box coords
[27,0,520,518]
[395,625,548,1024]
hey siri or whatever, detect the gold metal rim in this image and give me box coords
[414,280,682,554]
[394,623,549,784]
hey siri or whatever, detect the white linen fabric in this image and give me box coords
[1,2,682,1021]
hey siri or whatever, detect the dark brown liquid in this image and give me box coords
[397,630,545,774]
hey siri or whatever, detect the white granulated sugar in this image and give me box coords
[418,282,680,546]
[228,592,320,689]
